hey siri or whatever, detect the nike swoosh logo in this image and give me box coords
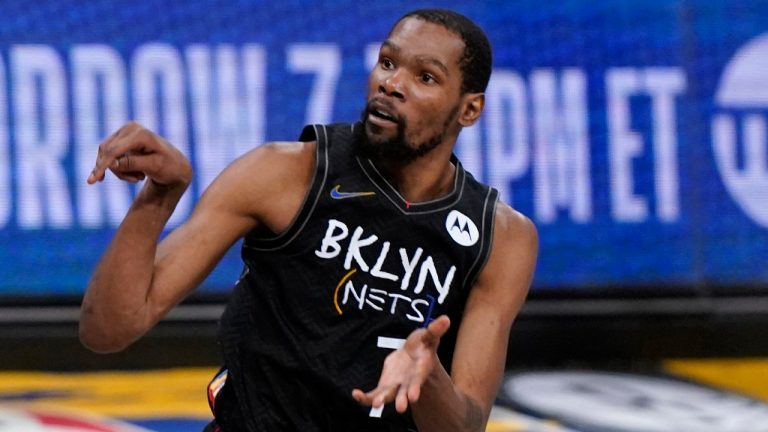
[330,185,376,200]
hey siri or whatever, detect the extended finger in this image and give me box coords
[358,383,397,408]
[88,130,123,184]
[352,388,381,407]
[351,389,365,403]
[372,385,394,408]
[90,125,145,183]
[407,381,421,404]
[395,384,409,413]
[89,126,133,183]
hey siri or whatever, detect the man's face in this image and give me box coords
[360,17,466,162]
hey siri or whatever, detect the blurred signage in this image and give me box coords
[0,1,766,296]
[499,371,768,432]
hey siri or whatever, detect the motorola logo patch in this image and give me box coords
[445,210,479,247]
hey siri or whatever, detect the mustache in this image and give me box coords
[364,97,404,125]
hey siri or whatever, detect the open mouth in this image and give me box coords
[370,108,397,123]
[366,98,401,126]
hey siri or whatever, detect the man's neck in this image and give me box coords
[374,148,457,204]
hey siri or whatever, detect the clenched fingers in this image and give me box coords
[87,123,151,184]
[109,153,147,183]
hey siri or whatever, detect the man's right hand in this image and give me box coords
[87,121,193,188]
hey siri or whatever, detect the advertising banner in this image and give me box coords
[1,0,766,297]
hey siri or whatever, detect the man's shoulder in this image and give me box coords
[491,201,537,253]
[210,140,317,201]
[470,200,537,299]
[256,140,317,158]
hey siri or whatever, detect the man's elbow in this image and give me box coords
[78,308,142,354]
[78,321,132,354]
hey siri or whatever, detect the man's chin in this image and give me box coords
[363,120,396,145]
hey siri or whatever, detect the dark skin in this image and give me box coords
[80,17,537,432]
[361,19,467,202]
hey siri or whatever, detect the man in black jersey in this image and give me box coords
[80,8,538,432]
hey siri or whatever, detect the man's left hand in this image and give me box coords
[352,315,451,413]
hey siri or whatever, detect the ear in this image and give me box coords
[458,93,485,127]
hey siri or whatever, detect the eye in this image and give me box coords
[420,73,437,84]
[380,58,394,70]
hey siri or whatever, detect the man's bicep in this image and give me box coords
[156,204,252,289]
[145,140,315,320]
[146,156,263,320]
[450,206,538,412]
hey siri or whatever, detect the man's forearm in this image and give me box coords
[79,181,187,353]
[411,364,488,432]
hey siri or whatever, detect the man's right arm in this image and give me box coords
[79,122,315,353]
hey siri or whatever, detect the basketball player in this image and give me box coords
[79,9,537,432]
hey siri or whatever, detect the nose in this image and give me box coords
[379,71,405,100]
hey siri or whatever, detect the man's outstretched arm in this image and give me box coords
[353,204,538,431]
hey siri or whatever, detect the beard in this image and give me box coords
[357,100,459,163]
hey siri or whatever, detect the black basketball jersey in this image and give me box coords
[214,123,499,432]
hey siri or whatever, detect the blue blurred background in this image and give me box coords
[1,0,766,299]
[2,1,768,431]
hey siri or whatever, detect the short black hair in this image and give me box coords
[396,9,492,94]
